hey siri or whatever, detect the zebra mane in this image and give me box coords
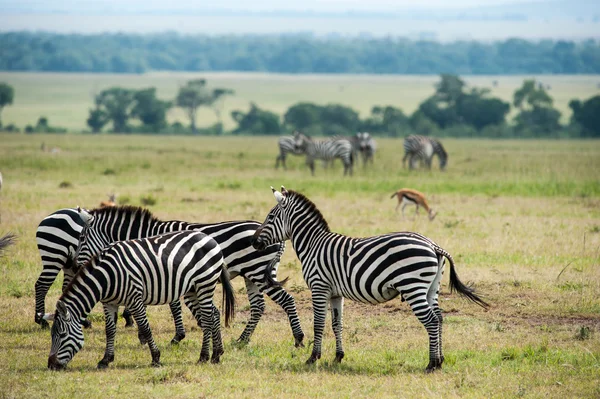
[90,205,160,224]
[288,190,330,232]
[61,253,102,299]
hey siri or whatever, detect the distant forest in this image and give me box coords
[1,32,599,74]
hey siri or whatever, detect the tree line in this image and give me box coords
[1,75,598,138]
[1,32,599,74]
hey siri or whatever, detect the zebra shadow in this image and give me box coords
[267,356,424,376]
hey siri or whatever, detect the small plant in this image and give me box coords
[444,220,461,229]
[58,181,72,188]
[589,225,600,233]
[290,283,307,294]
[140,195,157,206]
[103,168,116,175]
[575,326,591,341]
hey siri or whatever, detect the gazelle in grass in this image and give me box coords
[391,188,437,221]
[99,193,117,208]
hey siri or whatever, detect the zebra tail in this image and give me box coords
[219,264,236,327]
[445,251,489,309]
[0,233,16,256]
[264,241,289,288]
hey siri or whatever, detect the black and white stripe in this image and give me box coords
[252,187,488,372]
[74,206,304,346]
[294,132,354,176]
[46,230,234,370]
[35,208,85,328]
[275,134,306,169]
[402,135,448,171]
[354,132,377,166]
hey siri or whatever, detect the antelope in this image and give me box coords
[390,188,437,221]
[99,194,117,208]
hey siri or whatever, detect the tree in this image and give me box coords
[513,79,561,136]
[131,88,172,132]
[94,87,135,133]
[456,89,510,130]
[231,103,281,135]
[362,106,410,136]
[175,79,213,134]
[284,103,322,130]
[210,88,235,135]
[86,94,108,133]
[0,82,14,124]
[569,95,600,137]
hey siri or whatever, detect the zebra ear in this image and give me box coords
[78,207,94,225]
[56,300,71,322]
[271,186,284,203]
[280,186,289,197]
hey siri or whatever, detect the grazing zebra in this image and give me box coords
[294,132,354,176]
[34,208,86,329]
[251,187,488,372]
[45,230,235,370]
[73,205,304,347]
[402,135,448,171]
[0,233,16,255]
[275,134,306,169]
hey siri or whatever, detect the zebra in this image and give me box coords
[73,205,304,347]
[44,230,235,370]
[35,208,86,329]
[402,135,448,171]
[275,133,306,169]
[251,186,488,372]
[294,132,354,176]
[354,132,377,166]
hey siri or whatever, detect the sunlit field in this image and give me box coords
[0,72,598,131]
[0,133,599,398]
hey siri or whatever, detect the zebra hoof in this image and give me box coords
[198,354,210,363]
[334,352,344,362]
[210,355,221,364]
[294,334,305,348]
[81,319,92,329]
[151,361,162,368]
[124,321,135,328]
[39,319,49,329]
[170,333,185,345]
[305,353,320,365]
[425,358,443,373]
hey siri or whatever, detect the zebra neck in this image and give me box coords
[60,268,102,319]
[289,214,332,258]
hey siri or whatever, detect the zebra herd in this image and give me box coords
[275,131,377,176]
[29,184,486,373]
[276,132,447,174]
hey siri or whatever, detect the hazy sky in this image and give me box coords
[1,0,548,12]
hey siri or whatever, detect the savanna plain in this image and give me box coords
[0,133,599,398]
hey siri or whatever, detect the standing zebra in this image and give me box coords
[355,132,377,166]
[275,133,306,169]
[402,135,448,171]
[252,187,488,372]
[35,208,86,329]
[294,132,354,176]
[73,205,304,347]
[45,230,235,370]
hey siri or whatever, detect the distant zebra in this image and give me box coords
[294,132,354,176]
[275,133,306,169]
[355,132,377,166]
[402,135,448,171]
[45,230,235,370]
[74,205,304,347]
[252,187,488,372]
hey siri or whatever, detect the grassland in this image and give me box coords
[0,133,599,398]
[0,72,598,131]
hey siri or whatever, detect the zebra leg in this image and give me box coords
[306,292,329,364]
[210,305,224,364]
[34,264,62,328]
[404,291,443,372]
[98,304,118,369]
[122,308,135,327]
[428,257,446,365]
[258,280,305,347]
[128,298,161,367]
[330,296,344,362]
[187,291,214,364]
[236,278,265,344]
[168,299,186,344]
[402,152,409,168]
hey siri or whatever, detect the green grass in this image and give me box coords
[0,72,599,131]
[0,133,599,398]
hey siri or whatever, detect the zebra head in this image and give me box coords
[293,132,310,152]
[47,300,84,370]
[252,186,291,251]
[74,206,105,269]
